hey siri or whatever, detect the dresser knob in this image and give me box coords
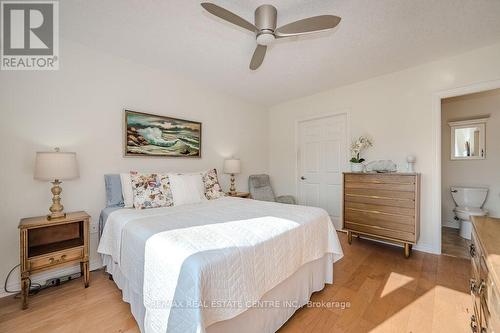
[49,257,55,264]
[470,279,477,294]
[61,254,67,261]
[478,280,486,295]
[470,315,478,332]
[470,244,476,257]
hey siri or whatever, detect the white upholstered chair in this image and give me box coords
[248,174,296,204]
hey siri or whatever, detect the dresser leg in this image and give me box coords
[347,231,352,244]
[404,243,411,258]
[81,261,89,288]
[21,277,29,310]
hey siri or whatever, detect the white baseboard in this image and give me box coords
[413,242,440,255]
[442,220,460,229]
[0,260,103,299]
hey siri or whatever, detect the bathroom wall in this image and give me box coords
[441,88,500,227]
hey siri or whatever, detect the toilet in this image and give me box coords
[450,186,489,240]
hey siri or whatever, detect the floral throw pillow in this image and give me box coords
[130,172,174,209]
[202,169,225,200]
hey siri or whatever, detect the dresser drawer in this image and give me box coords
[487,280,500,323]
[471,231,482,280]
[345,187,415,200]
[344,181,415,192]
[29,247,83,271]
[345,201,415,217]
[471,228,482,255]
[344,173,416,184]
[490,299,500,333]
[480,256,490,301]
[490,313,500,333]
[344,221,415,243]
[345,209,415,232]
[344,193,415,208]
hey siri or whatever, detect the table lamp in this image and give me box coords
[223,158,241,194]
[34,148,79,220]
[406,155,416,173]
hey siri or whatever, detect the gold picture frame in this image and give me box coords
[124,110,202,158]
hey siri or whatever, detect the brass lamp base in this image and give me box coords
[47,179,66,220]
[47,212,66,221]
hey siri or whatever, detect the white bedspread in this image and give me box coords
[98,197,343,333]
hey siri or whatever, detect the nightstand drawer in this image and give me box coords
[29,247,83,271]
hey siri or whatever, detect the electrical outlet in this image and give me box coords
[90,223,99,234]
[45,278,59,287]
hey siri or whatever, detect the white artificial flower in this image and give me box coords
[350,136,373,160]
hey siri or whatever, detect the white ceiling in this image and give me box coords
[61,0,500,107]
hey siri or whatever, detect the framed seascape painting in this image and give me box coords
[124,110,202,157]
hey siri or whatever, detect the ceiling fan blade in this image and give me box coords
[249,45,266,70]
[201,3,257,33]
[275,15,341,37]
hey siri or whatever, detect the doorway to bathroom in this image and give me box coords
[440,87,500,258]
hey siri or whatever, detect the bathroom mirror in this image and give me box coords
[448,118,488,160]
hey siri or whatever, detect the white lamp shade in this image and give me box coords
[406,155,416,163]
[34,151,79,181]
[223,158,241,174]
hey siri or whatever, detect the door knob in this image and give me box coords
[300,176,306,180]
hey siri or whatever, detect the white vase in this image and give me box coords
[351,162,364,172]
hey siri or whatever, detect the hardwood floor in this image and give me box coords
[441,226,471,259]
[0,233,472,333]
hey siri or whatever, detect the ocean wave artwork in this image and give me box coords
[125,110,201,157]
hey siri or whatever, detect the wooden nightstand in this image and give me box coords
[227,192,251,198]
[18,211,90,309]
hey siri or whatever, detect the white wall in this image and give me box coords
[269,42,500,254]
[441,89,500,228]
[0,40,268,295]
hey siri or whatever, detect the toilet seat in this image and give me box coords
[453,206,488,217]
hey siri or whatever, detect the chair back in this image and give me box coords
[248,174,276,202]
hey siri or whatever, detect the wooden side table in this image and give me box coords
[227,192,251,198]
[18,211,90,309]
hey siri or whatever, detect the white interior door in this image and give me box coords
[298,114,347,230]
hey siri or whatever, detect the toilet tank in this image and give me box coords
[450,186,489,208]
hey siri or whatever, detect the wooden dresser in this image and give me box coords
[343,172,420,257]
[470,216,500,332]
[19,211,90,309]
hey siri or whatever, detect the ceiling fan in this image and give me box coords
[201,3,341,70]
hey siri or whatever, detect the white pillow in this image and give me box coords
[120,173,134,208]
[168,173,206,206]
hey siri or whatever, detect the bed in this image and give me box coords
[98,178,343,333]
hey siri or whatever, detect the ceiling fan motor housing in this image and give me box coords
[255,5,277,45]
[255,5,277,31]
